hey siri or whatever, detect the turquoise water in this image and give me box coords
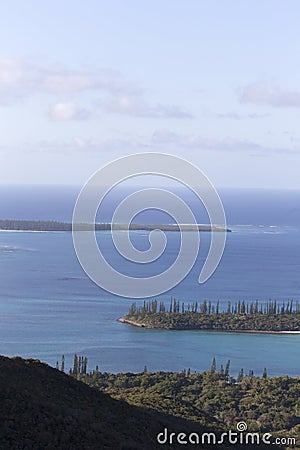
[0,224,299,377]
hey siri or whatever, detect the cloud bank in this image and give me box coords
[0,58,138,104]
[0,58,193,120]
[98,94,193,119]
[241,82,300,107]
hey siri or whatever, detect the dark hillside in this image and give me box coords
[0,356,216,450]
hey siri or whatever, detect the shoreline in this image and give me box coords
[119,318,300,334]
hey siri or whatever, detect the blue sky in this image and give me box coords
[1,0,300,188]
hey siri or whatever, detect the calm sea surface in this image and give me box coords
[0,187,299,376]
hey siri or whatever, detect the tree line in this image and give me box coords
[127,298,300,318]
[56,354,89,376]
[60,354,269,383]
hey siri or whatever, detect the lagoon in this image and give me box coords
[0,225,299,376]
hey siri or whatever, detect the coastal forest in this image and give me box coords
[70,354,299,449]
[123,299,300,331]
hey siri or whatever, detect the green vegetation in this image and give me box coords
[0,219,72,231]
[0,219,230,232]
[123,299,300,332]
[74,357,299,449]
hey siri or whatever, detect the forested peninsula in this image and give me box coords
[0,219,230,232]
[122,299,300,333]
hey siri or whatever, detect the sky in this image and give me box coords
[1,0,300,188]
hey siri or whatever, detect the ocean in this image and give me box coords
[0,186,299,376]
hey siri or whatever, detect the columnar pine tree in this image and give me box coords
[220,365,224,376]
[237,368,244,382]
[211,357,216,373]
[225,360,231,377]
[73,354,78,376]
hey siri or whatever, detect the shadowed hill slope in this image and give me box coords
[0,356,285,450]
[0,356,216,450]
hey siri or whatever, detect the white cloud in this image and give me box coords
[216,111,269,120]
[0,58,140,105]
[151,129,296,154]
[42,73,94,93]
[99,94,193,119]
[49,101,90,121]
[40,67,137,94]
[0,58,36,104]
[0,58,24,84]
[240,82,300,107]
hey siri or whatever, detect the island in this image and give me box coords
[0,219,231,232]
[121,299,300,333]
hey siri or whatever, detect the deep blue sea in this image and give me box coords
[0,186,299,377]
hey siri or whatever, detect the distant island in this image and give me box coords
[0,219,231,232]
[121,299,300,333]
